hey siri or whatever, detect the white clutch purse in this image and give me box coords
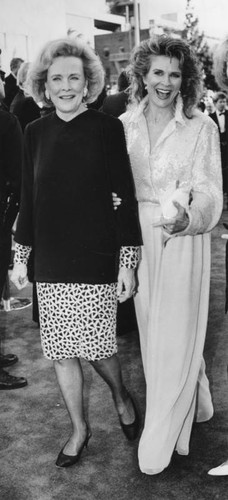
[152,182,191,245]
[160,183,190,220]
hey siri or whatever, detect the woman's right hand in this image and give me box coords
[10,263,29,290]
[112,192,122,210]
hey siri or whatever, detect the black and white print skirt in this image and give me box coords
[14,243,140,362]
[36,282,118,362]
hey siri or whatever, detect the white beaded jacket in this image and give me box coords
[120,95,223,236]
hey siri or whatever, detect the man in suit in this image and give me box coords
[4,57,24,110]
[0,76,27,389]
[210,91,228,199]
[101,69,130,117]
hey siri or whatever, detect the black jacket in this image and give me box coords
[0,109,22,199]
[15,109,142,283]
[209,111,228,169]
[10,90,41,132]
[101,91,129,118]
[0,109,23,296]
[4,73,19,109]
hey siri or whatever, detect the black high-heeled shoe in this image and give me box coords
[119,394,140,441]
[55,430,92,468]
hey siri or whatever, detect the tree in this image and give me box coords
[182,0,219,90]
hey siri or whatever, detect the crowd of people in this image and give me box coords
[0,68,28,389]
[0,29,227,477]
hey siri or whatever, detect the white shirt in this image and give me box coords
[120,95,223,236]
[216,109,225,133]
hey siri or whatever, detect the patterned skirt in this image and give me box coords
[36,282,118,361]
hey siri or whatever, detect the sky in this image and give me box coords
[150,0,228,39]
[195,0,228,38]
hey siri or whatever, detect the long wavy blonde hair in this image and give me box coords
[128,34,202,118]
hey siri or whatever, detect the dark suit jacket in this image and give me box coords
[209,111,228,169]
[4,73,19,109]
[101,91,129,118]
[0,109,23,296]
[10,90,41,132]
[0,109,22,199]
[15,109,142,283]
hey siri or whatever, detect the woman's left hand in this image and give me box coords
[156,201,189,234]
[117,267,136,303]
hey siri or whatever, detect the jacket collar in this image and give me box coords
[127,94,186,152]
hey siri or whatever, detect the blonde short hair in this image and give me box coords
[213,37,228,91]
[27,37,105,106]
[17,62,31,89]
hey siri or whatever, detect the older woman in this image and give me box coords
[118,34,223,475]
[11,37,142,468]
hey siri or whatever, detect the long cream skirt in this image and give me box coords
[135,202,213,475]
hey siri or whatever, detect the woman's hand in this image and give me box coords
[10,263,29,290]
[155,201,189,234]
[117,267,135,303]
[112,192,122,211]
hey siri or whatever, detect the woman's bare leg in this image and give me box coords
[54,357,88,455]
[90,354,135,424]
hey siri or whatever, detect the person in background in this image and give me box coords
[118,34,223,475]
[4,58,24,110]
[11,37,142,468]
[10,62,41,132]
[197,99,206,113]
[0,75,27,389]
[213,36,228,91]
[0,69,8,111]
[9,61,41,322]
[209,91,228,206]
[101,69,130,117]
[0,69,6,84]
[205,99,214,115]
[101,68,137,336]
[87,85,107,110]
[208,35,228,477]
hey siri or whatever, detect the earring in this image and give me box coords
[83,87,88,98]
[45,89,50,100]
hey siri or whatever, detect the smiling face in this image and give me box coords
[215,98,227,113]
[45,56,86,120]
[143,55,182,109]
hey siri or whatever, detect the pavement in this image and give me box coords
[0,212,228,500]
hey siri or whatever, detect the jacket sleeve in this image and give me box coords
[15,124,34,246]
[103,116,142,248]
[3,114,22,201]
[180,118,223,236]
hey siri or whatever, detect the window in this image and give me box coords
[103,47,110,58]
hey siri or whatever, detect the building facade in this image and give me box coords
[95,28,149,87]
[0,0,221,86]
[0,0,124,74]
